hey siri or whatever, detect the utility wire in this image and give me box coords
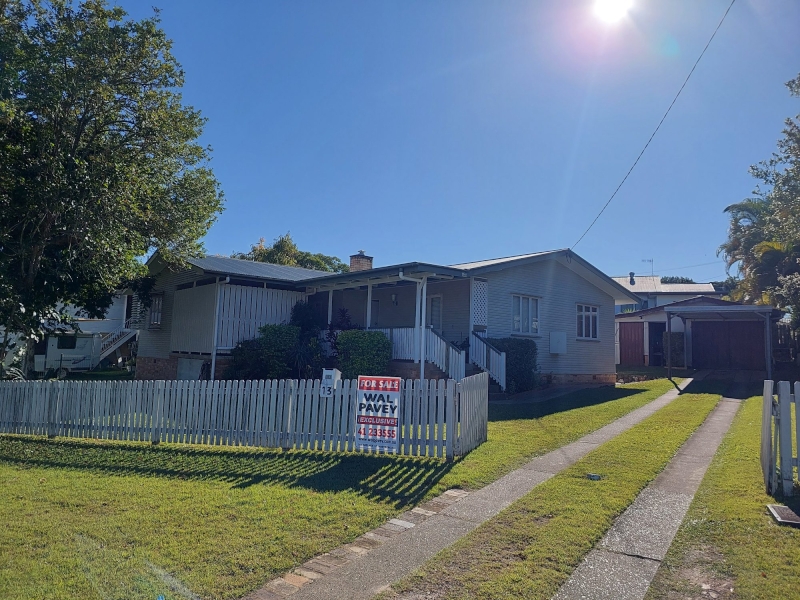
[572,0,737,249]
[657,260,723,273]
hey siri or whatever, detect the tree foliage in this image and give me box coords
[0,0,223,358]
[232,233,348,273]
[660,276,696,284]
[719,72,800,321]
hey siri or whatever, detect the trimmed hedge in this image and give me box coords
[487,337,539,394]
[227,324,300,380]
[337,330,392,380]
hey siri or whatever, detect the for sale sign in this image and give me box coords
[355,376,401,453]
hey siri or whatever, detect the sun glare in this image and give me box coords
[594,0,633,23]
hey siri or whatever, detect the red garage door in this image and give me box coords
[692,321,765,370]
[619,322,645,366]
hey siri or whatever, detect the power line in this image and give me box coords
[657,260,724,273]
[572,0,737,249]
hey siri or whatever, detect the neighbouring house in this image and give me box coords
[32,295,139,375]
[615,296,782,378]
[612,274,723,314]
[136,249,640,388]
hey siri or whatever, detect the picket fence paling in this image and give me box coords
[0,373,488,459]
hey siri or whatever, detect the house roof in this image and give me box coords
[449,250,557,270]
[611,275,719,295]
[302,249,640,304]
[147,249,639,303]
[185,256,332,282]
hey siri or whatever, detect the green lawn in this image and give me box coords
[646,393,800,600]
[0,379,677,600]
[66,368,134,380]
[384,381,724,600]
[617,365,697,380]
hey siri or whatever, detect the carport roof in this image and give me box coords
[616,296,782,321]
[664,304,782,321]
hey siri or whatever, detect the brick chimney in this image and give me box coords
[350,250,373,272]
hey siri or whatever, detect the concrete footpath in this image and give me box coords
[245,377,701,600]
[552,390,742,600]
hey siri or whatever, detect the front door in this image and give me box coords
[371,299,379,328]
[648,322,666,366]
[427,295,443,331]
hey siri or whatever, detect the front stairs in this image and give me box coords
[387,360,448,381]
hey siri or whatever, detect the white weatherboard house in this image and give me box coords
[136,249,639,389]
[30,295,138,375]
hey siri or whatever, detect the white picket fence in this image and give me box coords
[761,380,800,495]
[0,373,489,460]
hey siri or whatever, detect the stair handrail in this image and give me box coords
[470,332,506,391]
[426,326,466,381]
[101,318,134,352]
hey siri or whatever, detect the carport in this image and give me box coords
[664,304,780,380]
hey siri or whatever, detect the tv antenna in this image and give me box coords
[642,259,654,276]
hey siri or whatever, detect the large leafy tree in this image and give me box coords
[233,233,349,273]
[0,0,223,360]
[720,72,800,321]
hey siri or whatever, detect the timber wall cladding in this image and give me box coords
[217,285,305,350]
[0,373,489,459]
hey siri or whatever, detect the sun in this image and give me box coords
[594,0,633,23]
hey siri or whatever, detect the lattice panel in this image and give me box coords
[472,279,488,326]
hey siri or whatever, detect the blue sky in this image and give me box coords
[124,0,799,282]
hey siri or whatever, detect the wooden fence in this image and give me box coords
[0,373,489,460]
[761,380,799,495]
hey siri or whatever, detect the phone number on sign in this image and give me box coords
[357,427,396,439]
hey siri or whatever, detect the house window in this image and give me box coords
[149,295,163,328]
[577,304,599,339]
[57,336,77,350]
[512,295,539,335]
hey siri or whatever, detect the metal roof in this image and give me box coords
[449,250,560,270]
[611,275,719,294]
[615,296,781,320]
[187,256,336,282]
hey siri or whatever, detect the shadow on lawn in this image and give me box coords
[488,385,642,422]
[0,437,453,507]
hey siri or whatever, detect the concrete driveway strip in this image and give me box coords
[253,378,700,600]
[552,396,741,600]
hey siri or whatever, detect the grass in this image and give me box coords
[383,380,724,600]
[0,379,678,600]
[646,393,800,600]
[66,368,134,380]
[426,378,681,497]
[617,365,697,380]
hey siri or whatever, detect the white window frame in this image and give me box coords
[577,303,599,340]
[511,294,540,335]
[149,294,163,329]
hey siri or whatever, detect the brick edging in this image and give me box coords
[242,489,470,599]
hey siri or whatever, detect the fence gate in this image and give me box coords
[761,380,800,496]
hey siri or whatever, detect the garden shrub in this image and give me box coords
[337,330,391,380]
[487,337,539,394]
[227,324,300,380]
